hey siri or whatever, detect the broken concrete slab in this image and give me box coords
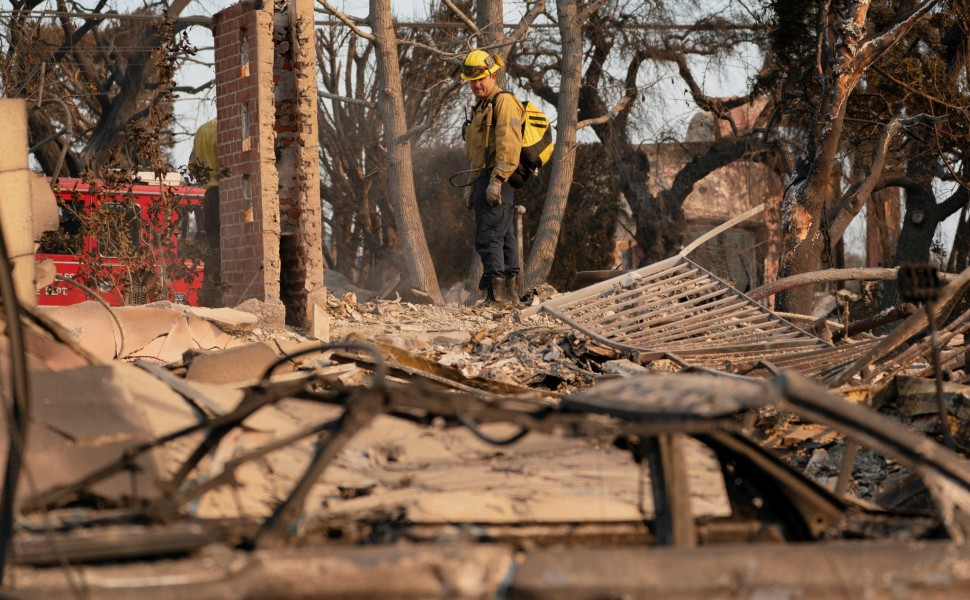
[146,301,258,331]
[28,171,59,240]
[33,258,56,291]
[872,376,970,421]
[12,311,101,371]
[8,364,198,506]
[184,341,293,386]
[233,298,286,330]
[39,301,239,361]
[0,99,42,306]
[325,269,376,301]
[338,337,561,398]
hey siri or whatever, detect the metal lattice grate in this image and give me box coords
[522,255,879,380]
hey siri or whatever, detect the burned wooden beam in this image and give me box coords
[748,267,899,302]
[832,304,917,342]
[335,337,560,400]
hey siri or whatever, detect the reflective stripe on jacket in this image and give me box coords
[464,88,523,182]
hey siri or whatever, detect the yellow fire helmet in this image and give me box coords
[460,50,505,81]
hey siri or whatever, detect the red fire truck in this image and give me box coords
[36,174,207,307]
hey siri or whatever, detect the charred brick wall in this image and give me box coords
[273,0,325,329]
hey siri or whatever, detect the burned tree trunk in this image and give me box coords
[523,0,590,289]
[368,0,443,303]
[873,150,968,307]
[950,210,970,273]
[777,0,943,314]
[894,157,970,268]
[866,187,901,268]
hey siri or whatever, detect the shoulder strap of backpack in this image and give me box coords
[489,91,520,126]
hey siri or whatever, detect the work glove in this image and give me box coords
[463,185,474,210]
[486,177,503,207]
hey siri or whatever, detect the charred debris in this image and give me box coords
[2,251,970,597]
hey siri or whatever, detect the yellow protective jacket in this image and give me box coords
[464,87,523,182]
[189,118,219,189]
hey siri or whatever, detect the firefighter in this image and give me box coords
[460,49,523,304]
[188,118,222,307]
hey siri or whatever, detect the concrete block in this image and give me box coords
[0,99,28,170]
[185,341,287,385]
[29,171,58,239]
[0,100,35,306]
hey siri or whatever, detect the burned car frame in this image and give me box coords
[5,341,970,599]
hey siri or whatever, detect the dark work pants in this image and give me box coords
[200,186,222,307]
[473,175,519,279]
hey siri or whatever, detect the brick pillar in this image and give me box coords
[274,0,327,337]
[213,1,326,337]
[213,2,282,313]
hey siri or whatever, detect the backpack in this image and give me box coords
[492,92,554,188]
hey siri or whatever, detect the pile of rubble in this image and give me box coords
[5,266,970,597]
[281,290,970,509]
[325,291,673,394]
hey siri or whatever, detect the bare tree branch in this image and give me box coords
[173,81,213,95]
[442,0,477,35]
[317,0,376,42]
[749,267,902,301]
[828,112,950,239]
[856,0,944,71]
[576,0,609,24]
[874,65,970,111]
[816,0,833,82]
[318,89,376,109]
[506,1,548,47]
[576,96,629,129]
[666,42,773,118]
[936,176,970,220]
[399,79,462,142]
